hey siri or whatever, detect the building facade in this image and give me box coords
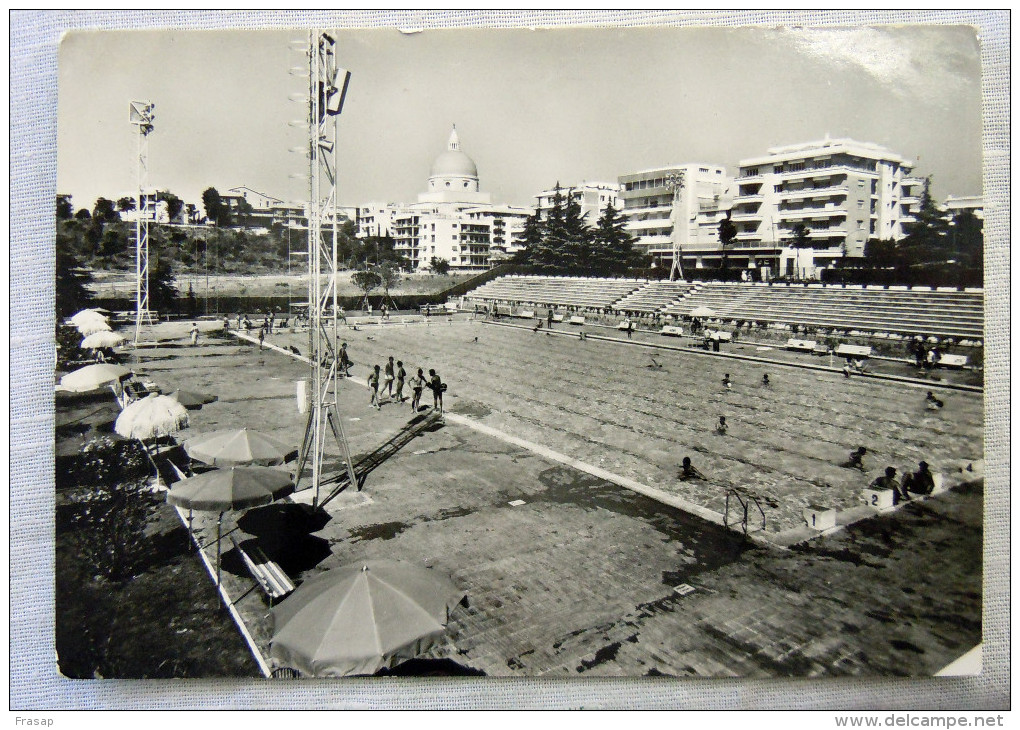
[617,164,732,272]
[366,126,533,272]
[730,138,919,279]
[534,182,621,226]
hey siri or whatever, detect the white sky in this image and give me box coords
[56,25,982,213]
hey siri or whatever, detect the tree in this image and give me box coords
[185,203,198,224]
[789,222,812,279]
[352,268,382,308]
[863,238,900,269]
[64,437,155,583]
[950,210,983,270]
[377,261,402,304]
[55,247,95,318]
[512,212,544,265]
[75,208,92,222]
[148,257,179,312]
[718,213,737,272]
[56,195,74,220]
[92,197,120,224]
[116,197,136,214]
[202,187,228,226]
[98,226,130,259]
[592,202,644,276]
[157,191,184,223]
[429,257,451,275]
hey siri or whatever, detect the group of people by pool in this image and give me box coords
[363,351,446,416]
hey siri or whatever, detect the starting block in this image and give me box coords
[786,338,817,353]
[551,314,564,323]
[568,316,586,326]
[803,506,837,531]
[862,488,895,510]
[519,310,535,319]
[660,326,684,337]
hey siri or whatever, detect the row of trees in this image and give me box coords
[512,185,648,276]
[861,179,983,272]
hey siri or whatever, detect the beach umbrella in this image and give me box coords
[184,427,293,467]
[689,306,716,318]
[69,309,110,327]
[114,394,190,441]
[169,389,218,410]
[75,318,113,337]
[81,330,126,349]
[58,363,132,393]
[166,466,295,587]
[270,560,465,677]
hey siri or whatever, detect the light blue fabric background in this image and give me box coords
[10,9,1009,710]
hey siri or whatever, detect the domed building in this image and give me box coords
[417,125,491,205]
[356,125,532,272]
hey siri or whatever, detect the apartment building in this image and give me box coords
[373,126,534,272]
[617,164,732,272]
[533,182,621,225]
[730,138,919,279]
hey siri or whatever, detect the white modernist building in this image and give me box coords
[534,182,621,226]
[361,126,533,272]
[730,138,921,279]
[617,164,733,271]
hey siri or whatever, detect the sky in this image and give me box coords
[57,25,982,214]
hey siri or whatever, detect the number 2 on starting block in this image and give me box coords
[862,489,895,509]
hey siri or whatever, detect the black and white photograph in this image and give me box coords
[11,10,1008,712]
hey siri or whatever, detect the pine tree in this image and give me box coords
[593,202,643,276]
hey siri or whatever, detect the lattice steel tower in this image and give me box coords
[667,170,686,282]
[294,31,357,507]
[129,100,156,342]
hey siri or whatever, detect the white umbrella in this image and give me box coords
[69,309,110,327]
[75,319,113,336]
[81,331,126,349]
[58,363,132,392]
[115,394,190,441]
[690,306,716,318]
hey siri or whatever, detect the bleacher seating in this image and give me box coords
[464,275,644,311]
[660,282,983,340]
[463,276,984,341]
[611,281,697,314]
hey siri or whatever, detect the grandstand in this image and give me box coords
[464,275,644,311]
[611,280,698,315]
[463,276,984,341]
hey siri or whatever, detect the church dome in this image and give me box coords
[428,125,478,179]
[430,149,478,178]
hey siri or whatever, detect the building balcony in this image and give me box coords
[734,193,764,202]
[779,185,848,200]
[778,208,847,221]
[730,212,762,222]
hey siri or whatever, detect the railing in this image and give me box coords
[724,489,766,536]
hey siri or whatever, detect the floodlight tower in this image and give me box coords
[294,30,357,507]
[129,100,156,342]
[666,170,686,281]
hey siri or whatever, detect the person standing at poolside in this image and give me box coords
[409,368,425,412]
[395,360,407,403]
[428,368,445,415]
[383,356,396,399]
[190,323,200,346]
[368,365,382,410]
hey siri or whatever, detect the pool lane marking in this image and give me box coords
[481,320,981,394]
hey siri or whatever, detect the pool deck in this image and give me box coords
[116,320,982,677]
